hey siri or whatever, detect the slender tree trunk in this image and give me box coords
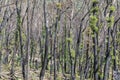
[103,1,114,79]
[74,20,82,79]
[103,28,111,80]
[0,51,2,79]
[68,19,74,79]
[39,0,49,79]
[64,21,67,73]
[10,29,18,80]
[112,24,117,70]
[53,13,58,80]
[91,1,99,80]
[24,0,30,79]
[53,1,61,79]
[15,0,25,79]
[49,29,53,80]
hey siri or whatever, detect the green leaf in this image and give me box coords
[94,27,99,33]
[91,7,99,13]
[112,55,115,60]
[92,0,99,4]
[66,38,72,42]
[80,44,84,49]
[56,3,62,9]
[71,49,75,58]
[109,6,115,12]
[0,18,3,23]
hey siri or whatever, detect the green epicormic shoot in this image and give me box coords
[90,15,98,33]
[106,5,115,27]
[89,0,99,33]
[106,16,114,27]
[109,6,115,13]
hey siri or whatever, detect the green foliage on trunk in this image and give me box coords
[106,16,114,27]
[89,15,98,33]
[92,0,99,4]
[109,6,116,12]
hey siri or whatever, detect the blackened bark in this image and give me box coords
[64,22,67,73]
[0,51,2,78]
[74,20,82,79]
[53,13,58,80]
[10,29,18,80]
[103,27,111,80]
[103,3,114,80]
[24,0,30,79]
[15,0,25,79]
[68,19,74,79]
[93,33,98,80]
[39,0,49,79]
[112,24,117,70]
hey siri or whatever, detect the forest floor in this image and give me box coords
[0,63,114,80]
[0,64,65,80]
